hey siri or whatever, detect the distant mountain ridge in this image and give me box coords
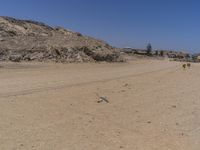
[0,16,123,62]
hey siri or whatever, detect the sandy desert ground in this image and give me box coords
[0,60,200,150]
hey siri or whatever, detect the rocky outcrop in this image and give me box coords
[0,16,123,62]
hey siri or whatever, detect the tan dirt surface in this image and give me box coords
[0,60,199,150]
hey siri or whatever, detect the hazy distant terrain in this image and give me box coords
[0,16,122,62]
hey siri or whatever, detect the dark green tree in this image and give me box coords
[155,50,158,56]
[146,43,152,55]
[160,50,164,56]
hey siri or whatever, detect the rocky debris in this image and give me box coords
[0,16,124,63]
[0,47,123,63]
[9,54,22,62]
[81,46,123,62]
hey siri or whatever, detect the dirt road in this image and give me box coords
[0,60,199,150]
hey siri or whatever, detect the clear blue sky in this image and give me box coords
[0,0,200,52]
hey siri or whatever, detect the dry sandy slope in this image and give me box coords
[0,60,199,150]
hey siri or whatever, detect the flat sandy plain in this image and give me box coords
[0,60,200,150]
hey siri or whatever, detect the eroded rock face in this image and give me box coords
[0,16,123,62]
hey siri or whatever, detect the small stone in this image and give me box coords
[124,84,128,87]
[172,105,176,108]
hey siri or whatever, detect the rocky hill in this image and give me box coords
[0,16,123,62]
